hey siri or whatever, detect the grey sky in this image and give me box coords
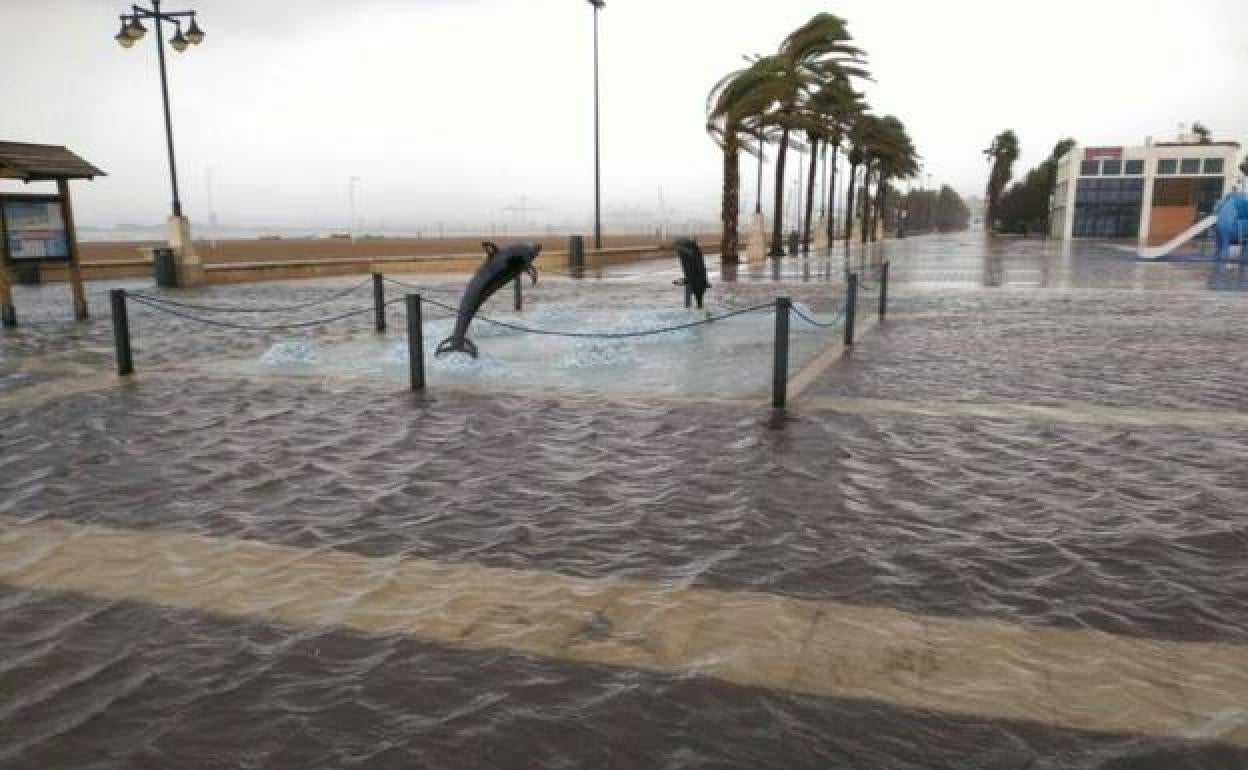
[3,0,1245,230]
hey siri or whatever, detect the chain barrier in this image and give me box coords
[382,277,468,296]
[129,275,373,314]
[790,305,845,329]
[419,295,774,339]
[127,293,404,332]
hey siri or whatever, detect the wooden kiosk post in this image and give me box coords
[0,141,105,326]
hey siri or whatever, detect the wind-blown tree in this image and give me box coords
[706,59,793,262]
[983,130,1020,234]
[757,13,868,257]
[865,116,919,241]
[997,137,1075,235]
[844,114,888,245]
[842,126,866,246]
[797,77,864,252]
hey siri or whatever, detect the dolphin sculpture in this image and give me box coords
[674,237,711,309]
[435,241,541,358]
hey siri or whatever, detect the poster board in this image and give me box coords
[1,195,71,263]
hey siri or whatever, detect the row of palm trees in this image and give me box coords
[706,14,919,262]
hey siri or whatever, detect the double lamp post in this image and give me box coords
[113,0,205,222]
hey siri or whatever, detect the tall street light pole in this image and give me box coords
[588,0,604,250]
[114,1,205,219]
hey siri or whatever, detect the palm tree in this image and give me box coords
[866,116,919,241]
[983,130,1019,234]
[1192,122,1212,144]
[760,14,868,257]
[706,59,792,262]
[843,115,882,246]
[797,78,864,253]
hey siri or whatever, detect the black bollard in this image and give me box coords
[513,273,523,312]
[684,284,691,308]
[109,289,134,376]
[844,272,858,348]
[406,294,425,391]
[879,261,890,321]
[373,272,386,332]
[773,297,791,409]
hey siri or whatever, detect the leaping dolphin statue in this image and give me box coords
[435,241,541,358]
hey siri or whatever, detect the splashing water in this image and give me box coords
[558,338,638,369]
[259,341,319,367]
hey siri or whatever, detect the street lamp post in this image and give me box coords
[588,0,604,250]
[114,1,205,220]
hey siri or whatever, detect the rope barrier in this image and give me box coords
[129,276,373,314]
[127,294,403,332]
[420,295,774,339]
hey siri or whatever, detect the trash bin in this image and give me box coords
[567,235,585,271]
[152,247,178,288]
[13,264,41,285]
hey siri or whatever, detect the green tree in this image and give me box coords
[795,77,864,253]
[706,59,793,262]
[759,13,868,256]
[983,130,1020,233]
[1192,122,1212,144]
[865,115,919,242]
[997,137,1075,235]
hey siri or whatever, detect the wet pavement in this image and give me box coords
[2,232,1248,768]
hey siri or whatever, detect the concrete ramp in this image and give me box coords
[1138,215,1217,259]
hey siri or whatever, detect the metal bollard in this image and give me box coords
[406,294,425,391]
[109,289,134,376]
[514,274,523,312]
[844,272,858,348]
[772,297,791,409]
[879,261,890,321]
[373,272,386,332]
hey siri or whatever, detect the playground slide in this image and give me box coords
[1137,216,1217,259]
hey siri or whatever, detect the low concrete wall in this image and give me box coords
[34,244,681,286]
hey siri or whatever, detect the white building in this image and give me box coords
[1050,132,1242,244]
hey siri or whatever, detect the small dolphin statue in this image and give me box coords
[435,241,541,358]
[674,237,711,309]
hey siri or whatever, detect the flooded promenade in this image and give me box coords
[2,233,1247,768]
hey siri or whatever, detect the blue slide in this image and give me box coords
[1212,191,1248,262]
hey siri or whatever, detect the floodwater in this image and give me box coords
[2,233,1248,768]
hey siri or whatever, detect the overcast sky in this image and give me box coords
[3,0,1246,231]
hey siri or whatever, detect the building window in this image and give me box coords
[1158,159,1178,175]
[1124,159,1144,175]
[1180,158,1201,174]
[1203,158,1224,174]
[1073,177,1143,237]
[1153,178,1195,206]
[1101,159,1122,175]
[1079,160,1100,176]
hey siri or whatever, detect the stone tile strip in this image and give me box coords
[1,518,1244,747]
[797,396,1248,429]
[787,316,877,400]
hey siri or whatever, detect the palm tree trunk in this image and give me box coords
[801,137,819,255]
[768,124,790,257]
[825,142,838,246]
[720,136,740,263]
[860,164,873,245]
[843,162,858,246]
[872,180,887,242]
